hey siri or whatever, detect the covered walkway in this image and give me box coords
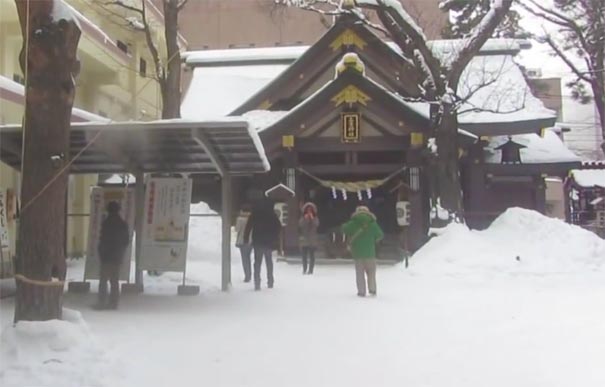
[0,119,270,291]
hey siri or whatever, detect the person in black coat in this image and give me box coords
[244,197,281,290]
[95,201,130,310]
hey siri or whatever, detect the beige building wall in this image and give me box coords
[178,0,447,50]
[0,0,175,261]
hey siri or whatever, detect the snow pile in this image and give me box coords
[413,208,605,274]
[0,309,125,387]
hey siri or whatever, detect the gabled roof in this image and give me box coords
[256,67,428,140]
[182,16,556,136]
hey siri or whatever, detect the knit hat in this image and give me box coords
[353,205,376,220]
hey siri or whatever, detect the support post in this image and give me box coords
[221,174,232,291]
[134,170,145,289]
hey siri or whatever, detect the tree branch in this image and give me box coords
[447,0,514,87]
[104,0,144,15]
[177,0,188,11]
[542,34,592,83]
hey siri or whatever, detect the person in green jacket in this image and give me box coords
[342,205,384,297]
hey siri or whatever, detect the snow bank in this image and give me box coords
[0,309,125,387]
[412,208,605,274]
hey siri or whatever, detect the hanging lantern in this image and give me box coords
[342,189,347,200]
[332,186,337,199]
[357,190,363,200]
[366,188,372,199]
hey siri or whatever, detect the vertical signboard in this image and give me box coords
[141,177,192,272]
[84,187,135,281]
[0,189,12,278]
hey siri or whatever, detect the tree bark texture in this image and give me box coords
[161,0,182,119]
[14,0,81,322]
[435,104,463,217]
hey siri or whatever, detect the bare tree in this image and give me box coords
[276,0,514,220]
[519,0,605,156]
[103,0,188,119]
[13,0,81,321]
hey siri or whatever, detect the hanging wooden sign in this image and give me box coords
[341,112,361,143]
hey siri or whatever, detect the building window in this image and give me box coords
[116,40,129,54]
[139,57,147,77]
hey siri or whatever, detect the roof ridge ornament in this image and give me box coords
[335,52,366,76]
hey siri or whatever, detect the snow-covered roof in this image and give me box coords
[402,54,555,128]
[0,75,110,123]
[181,65,289,120]
[570,170,605,188]
[242,110,290,132]
[485,130,580,164]
[184,46,307,66]
[181,39,555,132]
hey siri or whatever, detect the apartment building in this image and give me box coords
[0,0,184,262]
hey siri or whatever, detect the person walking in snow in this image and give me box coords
[235,204,253,282]
[95,201,130,310]
[299,202,319,275]
[244,198,282,290]
[342,205,384,297]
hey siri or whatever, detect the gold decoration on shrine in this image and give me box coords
[331,85,371,107]
[258,100,272,110]
[341,113,361,143]
[330,29,367,51]
[410,132,424,147]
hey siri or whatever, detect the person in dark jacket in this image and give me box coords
[299,202,319,274]
[95,201,130,310]
[244,198,281,290]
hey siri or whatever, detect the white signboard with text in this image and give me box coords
[84,187,135,281]
[141,177,192,272]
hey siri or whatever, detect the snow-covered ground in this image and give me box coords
[2,208,605,387]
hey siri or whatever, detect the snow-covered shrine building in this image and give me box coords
[182,15,581,258]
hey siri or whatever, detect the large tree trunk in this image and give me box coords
[435,103,463,219]
[162,0,182,119]
[14,0,81,322]
[592,79,605,156]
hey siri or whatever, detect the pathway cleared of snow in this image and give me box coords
[2,208,605,387]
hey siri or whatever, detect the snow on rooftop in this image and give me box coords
[570,169,605,188]
[181,39,554,130]
[184,46,307,65]
[242,110,290,132]
[402,54,555,126]
[485,130,580,164]
[181,65,289,120]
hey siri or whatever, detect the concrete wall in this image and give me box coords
[178,0,447,50]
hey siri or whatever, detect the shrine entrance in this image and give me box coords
[297,168,412,260]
